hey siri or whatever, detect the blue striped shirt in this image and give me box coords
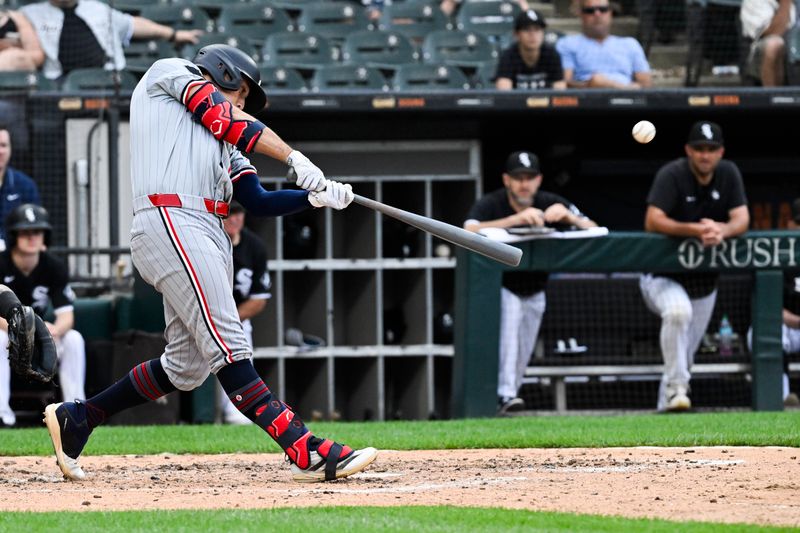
[556,34,650,86]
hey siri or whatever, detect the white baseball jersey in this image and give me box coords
[129,58,254,390]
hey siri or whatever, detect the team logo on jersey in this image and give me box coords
[32,285,49,311]
[3,275,13,283]
[235,268,253,297]
[6,194,19,201]
[711,190,720,200]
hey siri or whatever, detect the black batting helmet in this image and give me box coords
[5,203,52,249]
[193,44,267,114]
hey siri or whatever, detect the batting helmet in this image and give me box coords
[5,203,52,249]
[192,44,267,115]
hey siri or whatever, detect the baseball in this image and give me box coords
[632,120,656,144]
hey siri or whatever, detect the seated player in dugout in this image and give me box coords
[0,204,85,427]
[42,44,376,484]
[463,151,597,415]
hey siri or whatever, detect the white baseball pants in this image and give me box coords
[498,288,546,399]
[640,274,717,410]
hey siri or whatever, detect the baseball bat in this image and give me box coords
[287,172,523,267]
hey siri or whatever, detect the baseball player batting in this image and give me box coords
[43,44,377,482]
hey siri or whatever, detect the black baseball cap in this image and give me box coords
[514,9,547,31]
[505,151,541,175]
[687,121,724,148]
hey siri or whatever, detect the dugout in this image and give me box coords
[6,86,799,421]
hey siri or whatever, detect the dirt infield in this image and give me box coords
[1,447,799,526]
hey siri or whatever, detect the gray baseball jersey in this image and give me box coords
[129,58,255,390]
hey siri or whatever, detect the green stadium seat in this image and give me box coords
[73,298,114,342]
[181,32,259,62]
[296,2,371,43]
[262,32,337,70]
[393,63,470,91]
[61,68,139,91]
[473,60,498,89]
[270,0,314,10]
[139,4,214,33]
[0,71,57,92]
[422,30,496,68]
[216,4,293,46]
[342,30,417,70]
[186,0,270,18]
[310,64,388,91]
[378,1,450,44]
[124,39,176,75]
[259,66,307,90]
[113,0,168,16]
[455,0,521,39]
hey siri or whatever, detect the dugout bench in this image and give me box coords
[452,231,794,418]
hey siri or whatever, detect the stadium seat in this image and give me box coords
[342,30,417,70]
[455,0,521,40]
[310,64,388,91]
[0,71,56,92]
[113,0,166,16]
[393,63,471,91]
[216,4,293,46]
[139,4,214,33]
[124,39,175,75]
[181,32,260,63]
[422,30,496,68]
[296,2,371,43]
[378,1,450,44]
[786,25,800,85]
[258,66,307,91]
[473,60,498,89]
[262,32,337,70]
[187,0,269,18]
[61,68,140,91]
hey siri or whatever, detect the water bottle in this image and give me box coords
[718,314,733,357]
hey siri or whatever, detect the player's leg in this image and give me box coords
[56,329,86,402]
[513,291,546,399]
[220,318,253,424]
[640,274,693,411]
[497,287,525,413]
[0,330,15,426]
[686,290,717,368]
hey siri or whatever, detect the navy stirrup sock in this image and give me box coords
[217,360,325,468]
[83,358,177,430]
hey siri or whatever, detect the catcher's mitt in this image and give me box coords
[8,306,57,383]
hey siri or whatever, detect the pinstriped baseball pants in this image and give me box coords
[130,207,252,391]
[498,288,546,399]
[640,274,716,410]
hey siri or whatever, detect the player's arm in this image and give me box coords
[644,205,706,238]
[495,77,513,90]
[718,205,750,239]
[49,309,74,340]
[238,298,267,321]
[464,210,545,232]
[784,308,800,329]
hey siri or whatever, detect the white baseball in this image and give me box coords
[632,120,656,144]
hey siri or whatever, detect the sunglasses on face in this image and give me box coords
[581,6,610,14]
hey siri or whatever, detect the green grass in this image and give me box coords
[0,507,796,533]
[3,411,800,456]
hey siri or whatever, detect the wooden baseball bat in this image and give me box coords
[288,173,523,267]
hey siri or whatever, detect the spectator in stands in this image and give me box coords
[464,151,597,415]
[556,0,652,88]
[218,202,271,424]
[640,121,749,412]
[741,0,796,86]
[21,0,203,80]
[0,125,40,250]
[495,9,566,90]
[0,10,44,71]
[0,204,85,427]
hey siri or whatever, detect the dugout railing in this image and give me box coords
[452,231,794,417]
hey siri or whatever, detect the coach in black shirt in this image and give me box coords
[495,9,565,90]
[464,151,596,414]
[640,121,749,412]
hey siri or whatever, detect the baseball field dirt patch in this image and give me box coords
[1,447,798,527]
